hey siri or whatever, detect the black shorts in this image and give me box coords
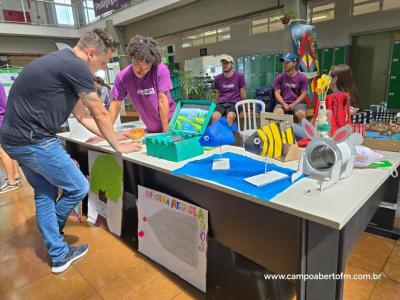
[215,102,238,117]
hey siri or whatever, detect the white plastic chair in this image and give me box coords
[235,99,266,146]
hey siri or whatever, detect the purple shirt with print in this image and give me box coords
[273,72,308,104]
[112,63,176,133]
[0,84,7,127]
[214,71,245,103]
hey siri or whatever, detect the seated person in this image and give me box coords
[329,64,359,115]
[212,54,246,126]
[273,53,308,122]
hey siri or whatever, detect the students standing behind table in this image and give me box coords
[0,83,22,194]
[212,54,246,126]
[94,76,113,109]
[273,53,309,122]
[104,35,176,133]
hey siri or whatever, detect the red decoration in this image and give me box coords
[313,92,351,136]
[138,230,144,238]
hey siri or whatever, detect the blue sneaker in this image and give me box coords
[51,244,89,274]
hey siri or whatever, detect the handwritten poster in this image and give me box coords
[137,186,208,292]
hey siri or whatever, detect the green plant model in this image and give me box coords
[90,155,123,203]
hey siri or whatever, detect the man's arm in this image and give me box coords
[289,90,307,108]
[158,92,169,132]
[76,92,141,153]
[274,89,289,111]
[108,100,122,124]
[72,98,103,136]
[239,87,247,100]
[214,90,220,102]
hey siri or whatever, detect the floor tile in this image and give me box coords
[21,268,95,300]
[346,232,395,273]
[369,278,400,300]
[382,245,400,283]
[343,262,379,300]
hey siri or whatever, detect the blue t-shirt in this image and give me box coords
[0,49,95,146]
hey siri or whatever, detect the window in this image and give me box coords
[181,27,230,48]
[308,2,335,23]
[217,27,231,42]
[54,0,75,26]
[251,15,284,35]
[204,30,217,45]
[351,0,400,16]
[84,0,96,24]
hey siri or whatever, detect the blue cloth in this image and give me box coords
[365,131,400,140]
[173,152,303,202]
[3,138,89,264]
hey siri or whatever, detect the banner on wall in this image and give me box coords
[137,186,208,292]
[87,150,123,236]
[290,20,320,107]
[93,0,130,17]
[0,68,22,96]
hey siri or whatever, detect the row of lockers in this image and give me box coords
[387,40,400,109]
[233,47,347,98]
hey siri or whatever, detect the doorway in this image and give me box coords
[350,32,392,109]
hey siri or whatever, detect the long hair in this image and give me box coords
[330,64,359,106]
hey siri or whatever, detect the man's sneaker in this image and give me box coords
[15,177,23,185]
[0,179,20,194]
[51,244,89,274]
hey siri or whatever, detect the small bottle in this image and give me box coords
[316,100,331,137]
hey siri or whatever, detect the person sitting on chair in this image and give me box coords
[273,53,308,122]
[212,54,246,126]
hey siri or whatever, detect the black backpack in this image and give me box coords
[256,86,275,112]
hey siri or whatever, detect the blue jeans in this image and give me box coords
[3,138,89,264]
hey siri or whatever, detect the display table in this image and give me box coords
[58,132,400,300]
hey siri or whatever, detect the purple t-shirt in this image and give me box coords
[273,72,308,104]
[214,72,245,103]
[0,84,7,127]
[112,63,176,133]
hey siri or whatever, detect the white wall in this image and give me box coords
[314,0,400,48]
[124,0,400,69]
[123,0,283,39]
[0,35,77,54]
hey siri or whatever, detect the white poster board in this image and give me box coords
[137,186,208,292]
[68,113,121,139]
[0,68,22,96]
[87,150,123,236]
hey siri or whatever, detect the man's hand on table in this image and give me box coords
[85,130,133,144]
[115,142,142,153]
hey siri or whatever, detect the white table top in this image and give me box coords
[58,132,400,230]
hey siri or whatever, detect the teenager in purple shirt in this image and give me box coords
[273,53,308,122]
[0,83,21,194]
[212,54,246,126]
[105,35,175,133]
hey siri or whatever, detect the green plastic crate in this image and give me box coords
[145,100,216,162]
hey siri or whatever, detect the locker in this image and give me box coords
[322,48,334,74]
[333,47,346,65]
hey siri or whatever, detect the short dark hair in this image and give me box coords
[126,35,161,65]
[77,28,117,53]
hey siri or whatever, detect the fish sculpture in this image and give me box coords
[199,118,237,147]
[244,122,296,158]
